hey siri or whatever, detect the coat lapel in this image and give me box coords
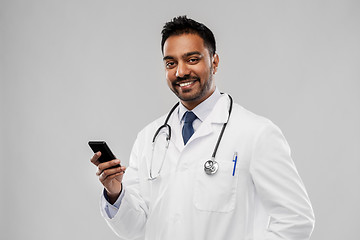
[187,94,230,145]
[168,108,184,152]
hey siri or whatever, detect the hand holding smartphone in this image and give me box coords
[89,141,124,203]
[88,141,121,169]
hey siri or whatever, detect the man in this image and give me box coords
[91,16,315,240]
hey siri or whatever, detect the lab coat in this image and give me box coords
[100,94,315,240]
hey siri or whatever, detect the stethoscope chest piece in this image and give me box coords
[204,159,219,175]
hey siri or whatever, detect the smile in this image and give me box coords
[179,81,195,87]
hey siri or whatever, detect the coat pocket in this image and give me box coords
[193,159,239,212]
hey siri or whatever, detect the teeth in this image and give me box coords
[179,81,193,87]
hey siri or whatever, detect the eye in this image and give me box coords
[188,58,199,64]
[165,61,176,69]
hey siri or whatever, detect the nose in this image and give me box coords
[175,62,190,78]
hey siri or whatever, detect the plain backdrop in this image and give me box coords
[1,0,359,239]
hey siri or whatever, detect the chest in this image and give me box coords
[138,119,254,213]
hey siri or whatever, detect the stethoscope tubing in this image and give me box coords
[153,94,233,155]
[152,102,179,143]
[211,94,233,159]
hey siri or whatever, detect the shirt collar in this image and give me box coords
[178,88,222,123]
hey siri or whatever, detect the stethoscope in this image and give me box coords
[148,94,233,180]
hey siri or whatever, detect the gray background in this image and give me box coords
[1,0,359,239]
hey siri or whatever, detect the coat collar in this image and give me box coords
[204,93,230,124]
[178,88,222,123]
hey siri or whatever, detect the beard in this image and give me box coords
[170,68,214,103]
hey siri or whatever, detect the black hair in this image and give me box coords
[161,16,216,56]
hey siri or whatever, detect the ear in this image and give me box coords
[212,53,219,74]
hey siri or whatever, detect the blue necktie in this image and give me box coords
[182,111,197,145]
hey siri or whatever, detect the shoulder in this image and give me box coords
[135,112,170,142]
[230,102,283,138]
[231,101,271,124]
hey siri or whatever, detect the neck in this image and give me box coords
[182,92,214,110]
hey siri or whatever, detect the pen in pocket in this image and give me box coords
[232,152,238,176]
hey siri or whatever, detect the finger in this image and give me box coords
[96,159,121,176]
[90,152,101,166]
[103,172,123,182]
[99,167,123,182]
[114,166,127,181]
[99,165,126,183]
[96,159,121,175]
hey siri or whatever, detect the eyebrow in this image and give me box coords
[163,51,203,61]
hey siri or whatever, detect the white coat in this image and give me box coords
[101,94,315,240]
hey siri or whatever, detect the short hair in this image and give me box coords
[161,16,216,56]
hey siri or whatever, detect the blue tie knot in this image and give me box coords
[182,111,197,145]
[184,111,197,124]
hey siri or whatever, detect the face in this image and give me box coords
[163,33,219,110]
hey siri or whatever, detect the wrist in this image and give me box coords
[104,184,123,205]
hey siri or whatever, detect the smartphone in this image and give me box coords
[88,141,120,168]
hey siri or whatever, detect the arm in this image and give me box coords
[100,187,124,219]
[250,123,315,240]
[94,136,148,239]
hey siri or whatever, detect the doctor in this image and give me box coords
[91,16,315,240]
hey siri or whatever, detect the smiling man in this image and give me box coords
[163,33,218,109]
[91,16,315,240]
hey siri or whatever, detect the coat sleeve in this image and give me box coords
[249,122,315,240]
[100,134,149,240]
